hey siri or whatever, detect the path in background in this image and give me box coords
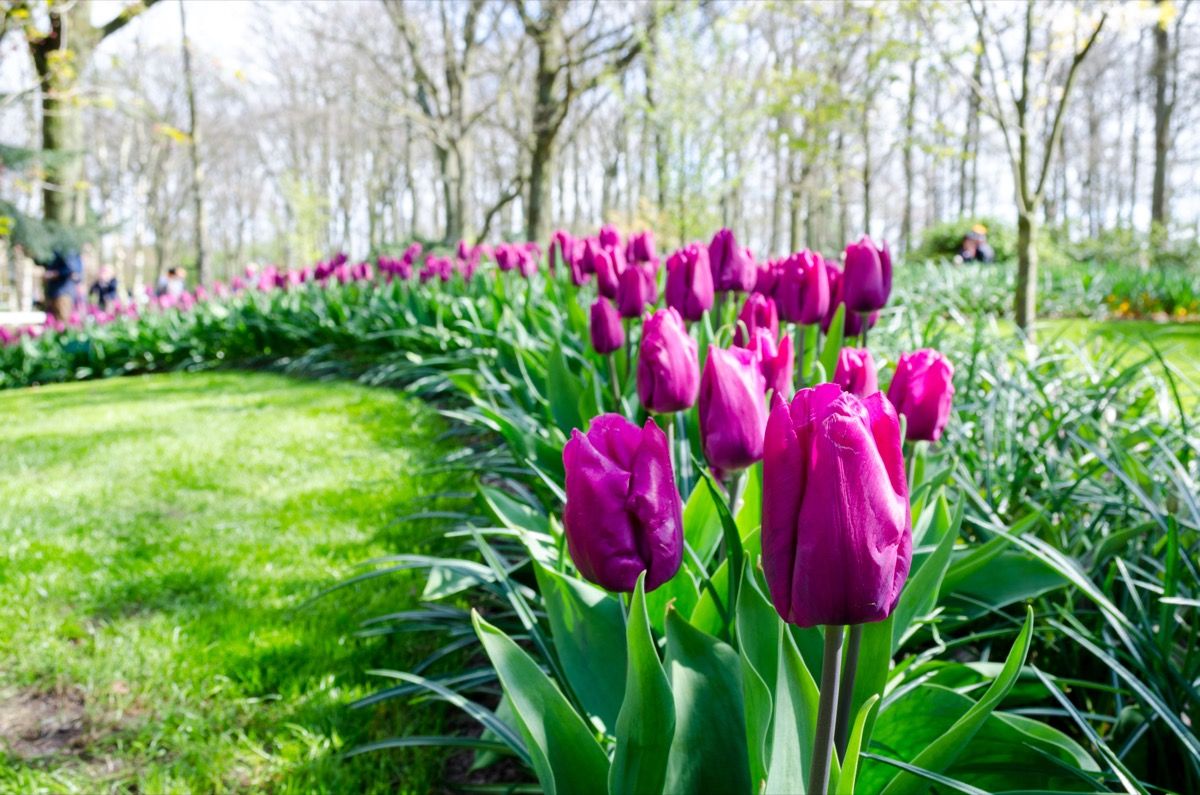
[0,372,449,793]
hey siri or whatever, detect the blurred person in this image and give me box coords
[957,224,995,264]
[39,246,83,321]
[156,267,187,297]
[89,264,120,310]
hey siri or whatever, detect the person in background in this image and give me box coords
[89,264,120,310]
[166,267,187,297]
[40,247,84,320]
[957,224,995,264]
[156,267,188,298]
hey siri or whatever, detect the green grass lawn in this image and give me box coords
[0,372,451,794]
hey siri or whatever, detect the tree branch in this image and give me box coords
[99,0,163,40]
[1032,10,1107,203]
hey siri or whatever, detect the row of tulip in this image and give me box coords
[452,225,1030,795]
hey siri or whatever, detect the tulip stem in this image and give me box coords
[795,323,805,387]
[809,625,845,795]
[608,355,622,411]
[675,411,692,494]
[834,623,863,758]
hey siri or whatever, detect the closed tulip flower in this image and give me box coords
[590,298,625,355]
[755,258,783,297]
[626,230,657,264]
[887,349,955,442]
[762,384,912,627]
[637,308,700,413]
[599,224,622,250]
[594,248,625,300]
[734,292,780,347]
[708,228,757,293]
[748,328,794,400]
[617,264,657,318]
[699,346,769,472]
[833,348,879,397]
[823,265,878,337]
[563,414,684,592]
[843,236,893,313]
[777,250,830,325]
[665,244,714,321]
[550,229,573,274]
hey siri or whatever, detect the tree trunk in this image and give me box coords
[1015,211,1038,330]
[525,22,563,243]
[901,50,918,254]
[1151,0,1171,231]
[179,0,207,283]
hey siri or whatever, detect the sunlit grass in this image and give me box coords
[0,372,450,793]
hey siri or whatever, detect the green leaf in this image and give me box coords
[610,575,675,795]
[682,478,723,563]
[644,564,700,635]
[818,304,846,378]
[473,612,610,795]
[879,606,1036,795]
[860,682,1101,793]
[663,607,752,795]
[735,562,781,789]
[533,563,628,732]
[764,627,822,794]
[546,342,583,434]
[835,695,880,795]
[890,495,961,651]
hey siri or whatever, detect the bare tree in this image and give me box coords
[969,0,1107,330]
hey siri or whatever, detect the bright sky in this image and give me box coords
[93,0,257,67]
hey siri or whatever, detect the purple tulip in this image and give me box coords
[734,292,780,347]
[843,236,893,313]
[833,348,879,397]
[762,384,912,627]
[700,346,769,472]
[748,328,794,400]
[549,230,572,273]
[594,247,624,300]
[637,308,700,413]
[599,224,622,250]
[708,228,756,293]
[888,349,955,442]
[777,250,830,325]
[823,265,879,337]
[665,244,714,322]
[626,230,657,264]
[590,298,625,355]
[617,264,657,319]
[755,258,783,297]
[563,414,684,592]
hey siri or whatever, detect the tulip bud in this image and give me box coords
[734,293,780,347]
[598,224,622,250]
[762,384,912,627]
[777,250,830,325]
[637,308,700,413]
[843,236,893,313]
[563,414,684,592]
[665,244,714,321]
[823,265,878,337]
[754,258,783,297]
[708,228,757,293]
[594,248,625,300]
[590,298,625,355]
[617,264,658,318]
[626,230,657,264]
[887,349,955,442]
[833,348,879,397]
[550,230,572,273]
[748,328,794,400]
[700,346,769,472]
